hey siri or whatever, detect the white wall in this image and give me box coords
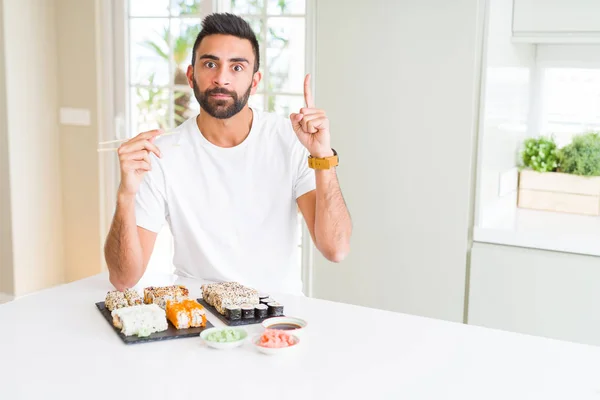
[55,0,103,282]
[469,242,600,347]
[312,0,486,322]
[2,0,65,296]
[0,0,14,296]
[0,0,104,296]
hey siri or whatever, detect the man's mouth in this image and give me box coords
[209,93,232,99]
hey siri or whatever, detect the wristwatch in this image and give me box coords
[308,149,339,170]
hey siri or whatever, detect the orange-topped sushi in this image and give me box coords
[166,299,207,329]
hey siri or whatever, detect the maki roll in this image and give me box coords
[241,304,255,319]
[255,303,268,319]
[260,297,274,305]
[105,290,128,311]
[267,302,284,317]
[258,293,269,301]
[225,305,241,320]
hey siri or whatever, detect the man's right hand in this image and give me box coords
[117,129,162,197]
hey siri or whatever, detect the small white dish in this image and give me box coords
[253,333,300,355]
[200,327,248,350]
[261,316,308,338]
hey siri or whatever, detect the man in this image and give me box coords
[104,13,352,295]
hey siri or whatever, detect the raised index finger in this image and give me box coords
[304,74,315,108]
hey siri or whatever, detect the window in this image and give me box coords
[218,0,307,115]
[118,0,311,284]
[537,67,600,147]
[473,43,600,257]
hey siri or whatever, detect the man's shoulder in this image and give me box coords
[154,117,196,147]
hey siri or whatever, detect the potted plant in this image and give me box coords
[518,132,600,216]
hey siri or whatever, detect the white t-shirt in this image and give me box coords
[135,108,315,295]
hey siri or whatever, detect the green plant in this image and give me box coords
[558,132,600,176]
[140,22,199,127]
[521,136,559,173]
[135,73,169,129]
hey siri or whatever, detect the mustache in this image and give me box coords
[205,87,236,97]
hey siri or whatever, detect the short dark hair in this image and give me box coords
[191,13,260,73]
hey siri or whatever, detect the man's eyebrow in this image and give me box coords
[229,57,249,64]
[199,54,219,61]
[198,54,249,64]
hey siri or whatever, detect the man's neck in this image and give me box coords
[196,106,253,148]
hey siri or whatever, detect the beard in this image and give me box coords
[193,79,252,119]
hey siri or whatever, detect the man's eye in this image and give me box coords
[233,65,243,72]
[205,61,216,68]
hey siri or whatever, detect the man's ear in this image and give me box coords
[250,70,262,95]
[186,65,194,88]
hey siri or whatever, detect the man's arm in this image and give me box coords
[292,74,352,262]
[104,129,162,290]
[104,195,158,290]
[297,167,352,262]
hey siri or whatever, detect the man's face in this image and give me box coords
[187,34,261,119]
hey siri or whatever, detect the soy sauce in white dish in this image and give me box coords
[268,323,301,330]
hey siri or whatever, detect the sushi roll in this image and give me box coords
[255,303,268,319]
[241,304,255,319]
[185,300,207,328]
[144,285,189,309]
[111,304,168,337]
[258,292,269,301]
[105,290,128,311]
[267,302,284,317]
[225,305,241,320]
[166,300,190,329]
[166,299,206,329]
[200,282,259,315]
[260,297,274,305]
[124,288,143,306]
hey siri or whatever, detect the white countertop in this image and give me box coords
[1,273,600,399]
[475,195,600,257]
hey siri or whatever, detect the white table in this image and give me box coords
[1,273,600,400]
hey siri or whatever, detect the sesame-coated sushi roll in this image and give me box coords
[124,288,143,306]
[144,285,189,309]
[105,290,128,311]
[201,282,259,315]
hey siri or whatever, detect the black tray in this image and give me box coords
[197,298,284,326]
[96,301,214,345]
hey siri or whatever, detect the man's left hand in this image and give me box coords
[290,74,333,158]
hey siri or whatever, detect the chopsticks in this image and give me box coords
[97,131,178,152]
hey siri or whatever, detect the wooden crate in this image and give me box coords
[517,170,600,216]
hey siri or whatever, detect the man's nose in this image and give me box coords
[212,66,231,87]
